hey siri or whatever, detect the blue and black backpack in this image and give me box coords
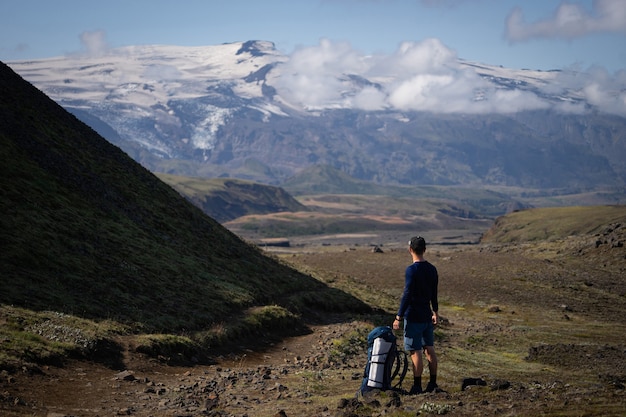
[358,326,408,395]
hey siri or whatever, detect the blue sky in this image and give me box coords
[1,0,625,72]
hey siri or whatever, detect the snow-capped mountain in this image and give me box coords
[7,40,626,191]
[12,41,287,157]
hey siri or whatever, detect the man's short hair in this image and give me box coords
[409,236,426,252]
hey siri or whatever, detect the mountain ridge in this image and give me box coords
[7,40,626,192]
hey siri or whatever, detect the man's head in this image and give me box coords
[409,236,426,254]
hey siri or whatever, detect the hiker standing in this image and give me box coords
[393,236,439,394]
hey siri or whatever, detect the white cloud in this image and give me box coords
[268,36,626,116]
[482,89,550,113]
[540,65,626,115]
[506,0,626,42]
[578,67,626,115]
[271,38,366,109]
[351,86,387,111]
[271,38,553,114]
[384,39,458,76]
[79,30,110,57]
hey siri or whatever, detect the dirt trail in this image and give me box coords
[1,322,356,417]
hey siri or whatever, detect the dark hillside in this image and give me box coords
[0,61,368,334]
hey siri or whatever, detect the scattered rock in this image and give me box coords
[461,377,487,391]
[114,370,136,381]
[337,397,361,409]
[204,392,219,411]
[594,223,624,249]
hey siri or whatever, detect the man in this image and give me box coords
[392,236,439,395]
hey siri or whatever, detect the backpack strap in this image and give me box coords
[392,349,409,389]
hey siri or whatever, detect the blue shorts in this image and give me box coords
[404,321,434,351]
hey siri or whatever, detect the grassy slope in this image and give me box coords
[481,205,626,243]
[0,62,369,366]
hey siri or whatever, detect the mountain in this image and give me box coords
[0,61,368,336]
[7,40,626,194]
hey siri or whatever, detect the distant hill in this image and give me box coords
[481,205,626,244]
[0,62,369,337]
[157,174,306,222]
[283,165,528,217]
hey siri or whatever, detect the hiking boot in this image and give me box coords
[424,381,439,393]
[408,384,423,395]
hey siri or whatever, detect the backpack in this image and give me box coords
[358,326,408,395]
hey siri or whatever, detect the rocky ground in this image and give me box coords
[1,228,625,416]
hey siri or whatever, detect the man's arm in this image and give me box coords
[394,267,412,329]
[431,268,439,325]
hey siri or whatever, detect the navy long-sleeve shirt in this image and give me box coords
[397,260,439,323]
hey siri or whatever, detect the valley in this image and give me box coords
[2,207,625,417]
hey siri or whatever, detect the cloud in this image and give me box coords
[79,30,110,57]
[536,65,626,115]
[269,37,626,116]
[271,38,367,109]
[382,39,458,76]
[572,67,626,115]
[506,0,626,42]
[271,38,553,114]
